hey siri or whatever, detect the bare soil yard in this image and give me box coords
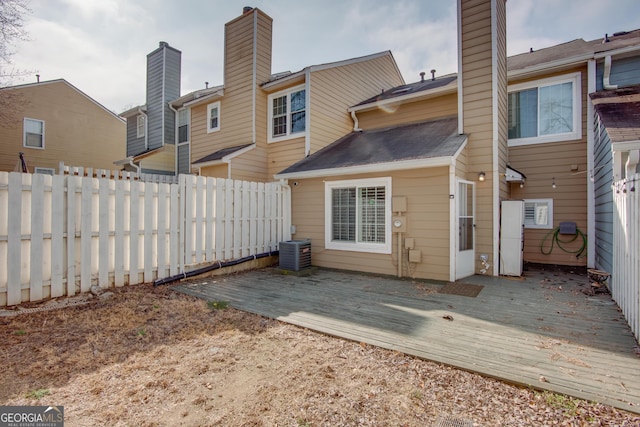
[1,282,638,426]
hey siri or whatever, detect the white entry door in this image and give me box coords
[456,180,475,279]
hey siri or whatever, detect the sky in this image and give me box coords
[7,0,640,114]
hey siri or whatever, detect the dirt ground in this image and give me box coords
[1,281,639,427]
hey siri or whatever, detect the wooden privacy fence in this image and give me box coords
[0,172,291,306]
[611,172,640,342]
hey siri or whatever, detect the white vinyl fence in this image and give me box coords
[0,172,291,306]
[611,172,640,342]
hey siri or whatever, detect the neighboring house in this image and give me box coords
[118,42,181,175]
[591,85,640,274]
[169,7,405,182]
[0,79,125,174]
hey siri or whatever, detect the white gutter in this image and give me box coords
[491,0,500,277]
[194,144,257,176]
[181,89,224,108]
[587,59,596,268]
[275,156,456,180]
[603,55,618,90]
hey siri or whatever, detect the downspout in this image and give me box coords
[603,55,618,90]
[128,157,140,175]
[305,68,311,156]
[350,110,362,132]
[587,59,596,268]
[252,9,257,145]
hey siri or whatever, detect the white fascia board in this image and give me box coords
[348,80,457,113]
[593,44,640,60]
[274,156,454,180]
[192,144,256,169]
[181,89,224,108]
[508,55,592,79]
[612,140,640,152]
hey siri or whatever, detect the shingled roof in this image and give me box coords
[275,116,466,179]
[591,84,640,143]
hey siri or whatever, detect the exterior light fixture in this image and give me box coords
[552,177,556,189]
[478,172,486,182]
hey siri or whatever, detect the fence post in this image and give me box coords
[51,174,64,298]
[30,173,44,301]
[7,173,23,305]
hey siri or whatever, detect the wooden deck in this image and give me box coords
[172,267,640,414]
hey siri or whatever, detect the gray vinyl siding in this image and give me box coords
[596,56,640,91]
[177,143,190,175]
[126,116,145,156]
[593,113,613,274]
[140,167,176,176]
[146,43,181,150]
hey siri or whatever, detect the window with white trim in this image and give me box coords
[177,108,189,143]
[207,102,220,133]
[268,85,306,142]
[325,178,392,254]
[508,72,581,146]
[24,118,45,149]
[136,115,145,138]
[524,199,553,229]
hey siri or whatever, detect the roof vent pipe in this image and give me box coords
[420,72,425,82]
[604,33,610,43]
[243,6,253,14]
[430,69,436,81]
[205,81,209,89]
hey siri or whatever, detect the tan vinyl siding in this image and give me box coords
[230,146,269,182]
[308,55,404,154]
[267,137,306,179]
[198,163,228,178]
[461,0,496,270]
[289,168,451,281]
[0,81,125,172]
[139,147,175,173]
[495,0,509,201]
[506,65,589,267]
[357,93,458,130]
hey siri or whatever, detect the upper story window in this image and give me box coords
[268,85,306,142]
[24,118,45,149]
[177,108,189,143]
[508,72,581,146]
[324,177,392,254]
[136,115,146,138]
[207,102,220,133]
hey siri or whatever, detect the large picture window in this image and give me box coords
[24,118,45,149]
[268,85,306,142]
[508,73,581,146]
[325,178,392,254]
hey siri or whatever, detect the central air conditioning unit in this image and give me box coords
[279,240,311,271]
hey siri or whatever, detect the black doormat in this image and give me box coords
[438,282,484,297]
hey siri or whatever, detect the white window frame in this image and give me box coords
[207,101,220,133]
[524,198,554,229]
[34,167,55,175]
[177,108,189,144]
[507,72,582,147]
[23,118,45,149]
[136,115,146,138]
[268,84,306,143]
[324,177,392,254]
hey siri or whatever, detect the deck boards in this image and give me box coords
[173,267,640,414]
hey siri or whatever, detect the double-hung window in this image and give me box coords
[268,84,306,142]
[524,199,553,229]
[24,118,45,149]
[207,101,220,133]
[325,178,392,254]
[136,115,146,138]
[177,108,189,143]
[508,72,581,146]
